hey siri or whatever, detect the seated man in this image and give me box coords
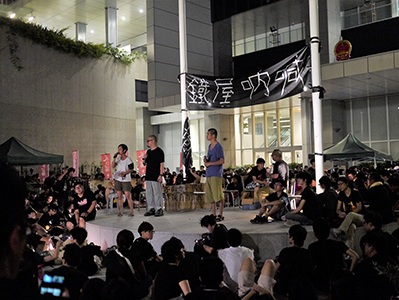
[224,175,243,207]
[46,243,89,299]
[243,158,271,203]
[274,224,314,296]
[194,215,228,259]
[132,221,162,278]
[218,228,254,292]
[70,227,103,276]
[37,203,64,236]
[73,183,97,228]
[104,229,152,300]
[354,232,399,300]
[190,256,239,300]
[251,179,289,224]
[308,218,359,291]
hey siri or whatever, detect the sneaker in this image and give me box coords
[281,215,287,221]
[154,209,164,217]
[250,215,262,224]
[117,213,123,217]
[144,208,155,216]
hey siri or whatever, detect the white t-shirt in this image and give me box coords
[218,246,254,283]
[114,156,133,182]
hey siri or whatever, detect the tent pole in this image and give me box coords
[309,0,324,193]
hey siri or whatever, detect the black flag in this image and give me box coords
[182,117,193,176]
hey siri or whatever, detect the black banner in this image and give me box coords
[181,117,193,172]
[185,46,311,110]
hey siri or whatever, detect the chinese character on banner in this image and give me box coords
[39,165,49,184]
[72,150,79,177]
[136,150,147,175]
[101,154,112,180]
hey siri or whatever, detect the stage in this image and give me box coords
[86,207,398,261]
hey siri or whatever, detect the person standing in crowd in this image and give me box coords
[112,143,135,217]
[204,128,225,221]
[143,135,165,217]
[270,149,289,188]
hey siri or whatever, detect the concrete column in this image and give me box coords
[105,7,118,47]
[301,97,313,166]
[75,22,87,42]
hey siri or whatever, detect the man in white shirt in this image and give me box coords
[112,144,135,217]
[218,228,254,292]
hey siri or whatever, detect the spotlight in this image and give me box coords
[9,13,16,19]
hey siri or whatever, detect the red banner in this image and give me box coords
[39,165,49,184]
[101,154,112,180]
[72,150,79,177]
[136,150,147,176]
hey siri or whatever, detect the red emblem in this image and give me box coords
[334,40,352,61]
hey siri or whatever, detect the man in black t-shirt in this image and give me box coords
[251,179,289,223]
[73,183,96,228]
[143,135,165,217]
[270,149,289,188]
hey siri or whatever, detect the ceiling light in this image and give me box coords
[9,13,16,19]
[139,9,144,13]
[121,16,126,20]
[28,16,35,22]
[90,30,94,33]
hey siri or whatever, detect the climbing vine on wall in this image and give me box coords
[0,16,146,70]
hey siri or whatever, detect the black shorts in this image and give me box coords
[81,210,96,222]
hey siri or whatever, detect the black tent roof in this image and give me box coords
[0,137,64,165]
[309,133,392,161]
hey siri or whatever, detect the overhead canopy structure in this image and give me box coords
[309,133,392,163]
[0,137,64,165]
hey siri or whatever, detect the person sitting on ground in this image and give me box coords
[360,211,398,262]
[317,176,338,225]
[363,172,394,224]
[190,256,240,300]
[153,237,192,300]
[244,158,271,203]
[70,227,103,276]
[354,232,399,300]
[284,172,320,225]
[274,225,314,297]
[46,243,89,299]
[132,221,162,278]
[217,228,254,293]
[308,218,359,292]
[225,175,243,207]
[37,203,64,236]
[73,183,97,229]
[251,179,289,224]
[103,229,152,300]
[94,184,107,209]
[194,215,228,259]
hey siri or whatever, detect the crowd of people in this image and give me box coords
[5,128,399,300]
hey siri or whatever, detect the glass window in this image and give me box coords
[370,97,387,141]
[242,150,253,165]
[280,108,291,146]
[266,110,278,147]
[371,142,388,154]
[352,99,369,141]
[254,113,265,148]
[242,114,253,149]
[236,150,242,166]
[255,152,265,162]
[292,107,302,146]
[388,95,399,139]
[390,141,399,161]
[282,152,292,164]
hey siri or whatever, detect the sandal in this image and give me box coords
[250,215,261,224]
[216,215,225,222]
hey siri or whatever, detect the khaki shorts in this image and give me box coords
[114,180,132,192]
[237,271,276,297]
[205,177,224,204]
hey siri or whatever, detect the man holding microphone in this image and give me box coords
[112,144,135,217]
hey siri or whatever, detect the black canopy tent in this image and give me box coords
[308,133,392,167]
[0,137,64,165]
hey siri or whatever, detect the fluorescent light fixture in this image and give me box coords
[28,16,35,22]
[90,30,94,33]
[10,13,16,19]
[139,9,144,13]
[121,16,126,20]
